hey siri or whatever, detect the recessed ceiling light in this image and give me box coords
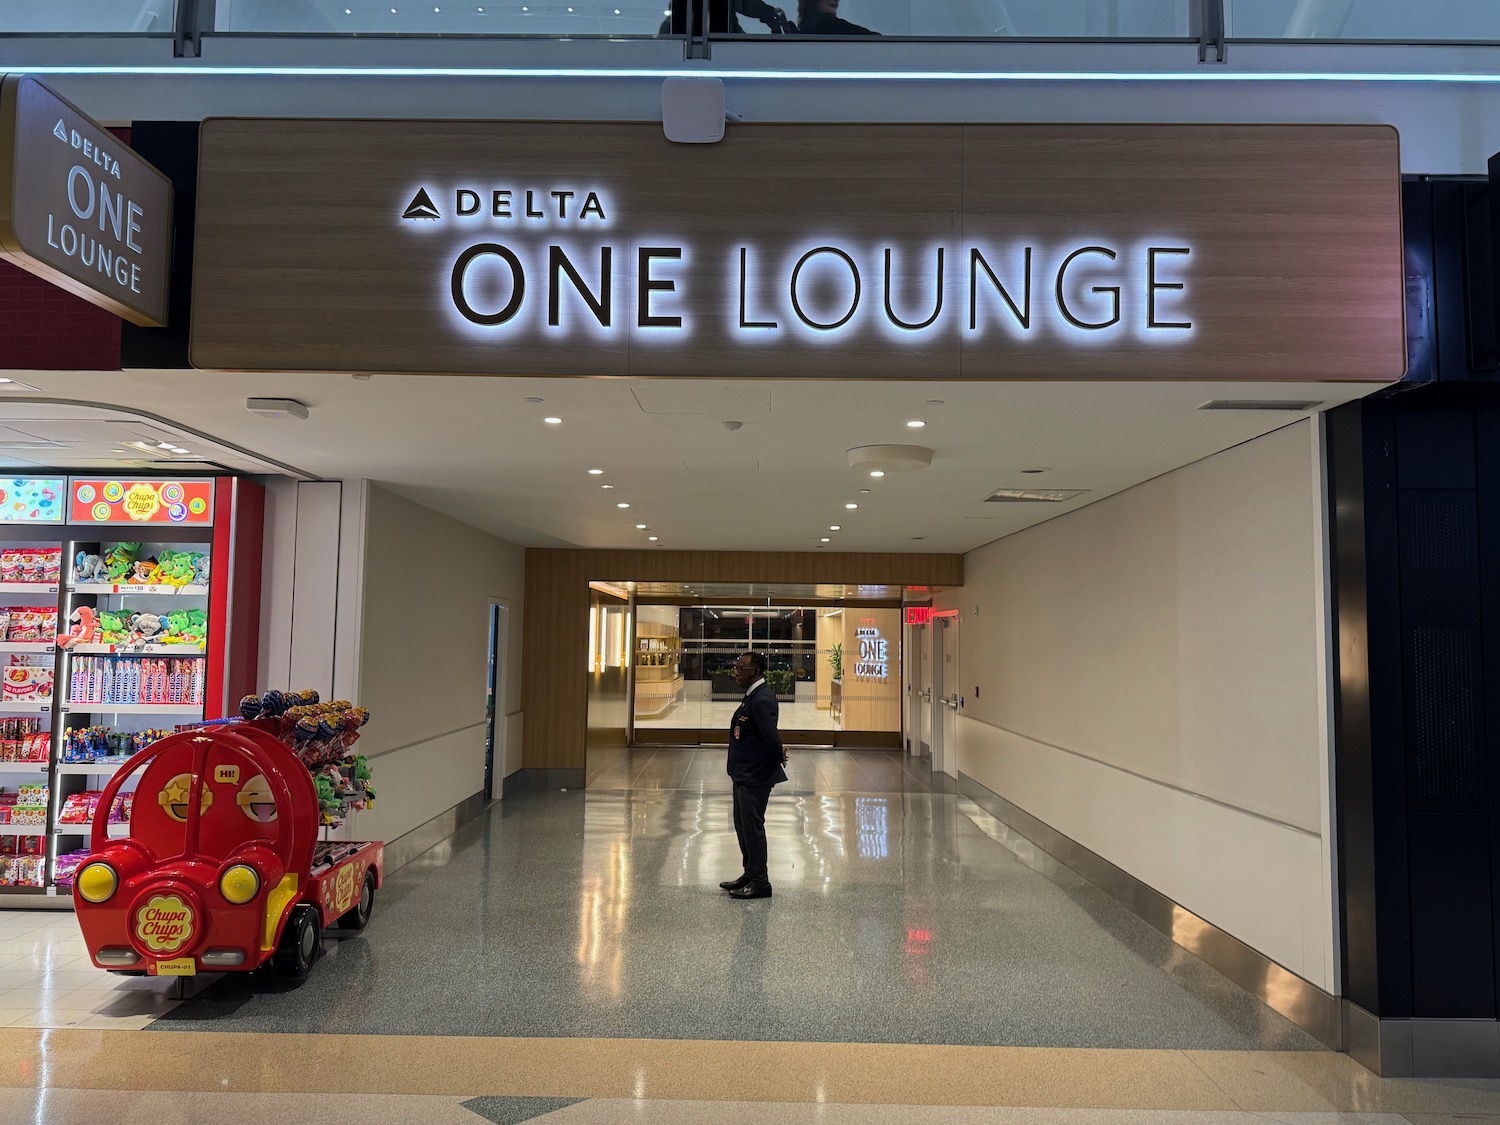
[168,447,189,454]
[524,396,544,402]
[543,416,562,424]
[0,378,12,384]
[820,538,830,543]
[1021,468,1047,474]
[845,503,858,510]
[906,420,926,428]
[587,468,604,475]
[616,502,630,509]
[601,484,614,489]
[648,536,659,541]
[634,523,647,529]
[869,470,885,478]
[829,525,840,531]
[925,400,944,406]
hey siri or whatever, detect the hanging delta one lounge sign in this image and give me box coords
[189,122,1405,381]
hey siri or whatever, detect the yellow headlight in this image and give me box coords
[219,864,261,905]
[76,863,117,904]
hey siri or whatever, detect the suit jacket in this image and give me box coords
[727,681,787,788]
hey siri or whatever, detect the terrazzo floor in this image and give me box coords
[3,748,1500,1124]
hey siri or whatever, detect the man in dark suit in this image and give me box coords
[720,652,788,899]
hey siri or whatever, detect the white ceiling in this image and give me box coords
[0,371,1381,554]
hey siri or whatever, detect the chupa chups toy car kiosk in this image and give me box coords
[73,690,382,979]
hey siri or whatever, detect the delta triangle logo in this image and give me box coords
[402,187,441,220]
[52,119,68,143]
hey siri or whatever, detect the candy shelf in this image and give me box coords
[54,825,130,838]
[69,644,205,656]
[55,763,124,776]
[61,703,202,715]
[0,827,46,837]
[0,642,56,655]
[0,702,53,715]
[0,762,49,773]
[0,582,59,595]
[70,583,208,597]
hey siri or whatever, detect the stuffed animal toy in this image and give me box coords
[73,551,107,584]
[103,543,140,583]
[56,606,98,650]
[127,612,165,644]
[154,551,194,588]
[192,554,210,587]
[97,610,127,644]
[130,557,160,585]
[162,609,192,643]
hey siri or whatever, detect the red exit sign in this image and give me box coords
[905,607,933,626]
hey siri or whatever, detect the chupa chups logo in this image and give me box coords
[136,893,194,954]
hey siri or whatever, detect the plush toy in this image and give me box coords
[127,612,165,643]
[103,543,140,583]
[130,557,160,585]
[314,773,342,824]
[73,551,107,584]
[192,554,210,587]
[162,609,192,643]
[56,606,98,650]
[153,550,192,588]
[97,610,127,644]
[183,608,208,645]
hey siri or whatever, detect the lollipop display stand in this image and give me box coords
[72,689,383,980]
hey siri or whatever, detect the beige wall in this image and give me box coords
[841,607,902,731]
[352,484,524,842]
[941,420,1336,989]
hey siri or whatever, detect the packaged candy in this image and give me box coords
[108,792,133,824]
[0,551,20,583]
[57,791,102,825]
[2,666,52,702]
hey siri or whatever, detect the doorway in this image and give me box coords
[483,601,509,800]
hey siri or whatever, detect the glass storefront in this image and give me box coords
[630,600,903,744]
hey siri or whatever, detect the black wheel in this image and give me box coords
[338,870,376,931]
[270,904,320,978]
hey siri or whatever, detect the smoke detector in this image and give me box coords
[846,445,933,474]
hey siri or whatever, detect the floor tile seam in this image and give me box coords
[1180,1048,1254,1114]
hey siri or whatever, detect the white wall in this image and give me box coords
[353,484,524,841]
[940,419,1337,991]
[258,478,525,845]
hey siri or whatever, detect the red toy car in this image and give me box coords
[74,723,383,978]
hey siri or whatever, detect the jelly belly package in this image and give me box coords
[2,665,53,702]
[0,547,61,584]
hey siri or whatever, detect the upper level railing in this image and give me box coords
[2,0,1497,43]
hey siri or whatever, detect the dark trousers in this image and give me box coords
[732,783,773,883]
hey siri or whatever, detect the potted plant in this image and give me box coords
[709,664,739,700]
[766,668,796,701]
[828,643,843,683]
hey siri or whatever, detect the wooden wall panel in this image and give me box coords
[192,121,1404,382]
[521,549,962,771]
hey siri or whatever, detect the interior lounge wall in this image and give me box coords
[939,420,1337,990]
[522,549,963,771]
[349,483,524,842]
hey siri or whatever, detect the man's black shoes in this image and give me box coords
[719,875,751,890]
[728,882,772,899]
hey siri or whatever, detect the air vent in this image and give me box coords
[982,488,1089,503]
[1198,400,1323,412]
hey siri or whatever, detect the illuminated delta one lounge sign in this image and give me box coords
[402,185,1194,343]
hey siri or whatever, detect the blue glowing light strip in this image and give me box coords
[14,65,1500,82]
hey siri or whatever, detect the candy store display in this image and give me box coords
[0,783,48,826]
[73,543,209,590]
[66,656,206,707]
[0,719,49,763]
[0,479,62,526]
[0,835,46,887]
[62,726,168,764]
[232,689,375,827]
[52,848,90,887]
[2,662,53,704]
[0,547,62,585]
[0,605,58,642]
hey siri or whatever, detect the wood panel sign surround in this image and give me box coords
[191,120,1403,381]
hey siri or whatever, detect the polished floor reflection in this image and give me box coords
[150,750,1316,1049]
[5,748,1500,1123]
